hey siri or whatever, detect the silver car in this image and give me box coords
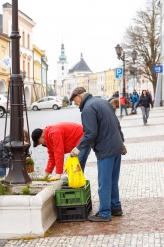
[31,96,62,111]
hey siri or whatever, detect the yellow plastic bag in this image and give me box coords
[64,156,86,188]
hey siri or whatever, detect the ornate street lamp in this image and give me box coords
[115,44,138,96]
[3,0,31,184]
[131,49,138,64]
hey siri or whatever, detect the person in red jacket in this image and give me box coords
[31,122,91,180]
[120,95,128,117]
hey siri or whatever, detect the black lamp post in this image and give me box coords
[4,0,31,185]
[115,44,138,96]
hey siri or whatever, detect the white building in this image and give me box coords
[57,43,69,95]
[96,71,106,96]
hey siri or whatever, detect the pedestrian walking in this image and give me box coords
[69,87,127,222]
[136,89,153,125]
[31,122,91,180]
[130,91,139,114]
[120,95,128,116]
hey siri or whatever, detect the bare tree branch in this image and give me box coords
[122,0,160,94]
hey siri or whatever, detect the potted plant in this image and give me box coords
[26,157,34,173]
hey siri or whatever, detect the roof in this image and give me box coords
[2,2,34,22]
[69,53,92,74]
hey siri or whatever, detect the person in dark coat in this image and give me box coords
[136,89,153,125]
[69,87,126,222]
[0,130,31,177]
[0,136,10,177]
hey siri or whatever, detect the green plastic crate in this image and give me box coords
[55,180,91,206]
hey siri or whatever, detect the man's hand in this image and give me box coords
[48,174,61,181]
[121,144,127,155]
[70,147,80,157]
[42,172,50,179]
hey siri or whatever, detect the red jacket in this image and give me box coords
[44,122,84,174]
[120,96,127,106]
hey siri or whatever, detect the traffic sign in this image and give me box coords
[115,68,123,78]
[153,65,163,73]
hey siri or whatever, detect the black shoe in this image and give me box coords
[111,206,123,216]
[88,213,111,222]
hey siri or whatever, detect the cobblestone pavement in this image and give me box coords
[1,107,164,246]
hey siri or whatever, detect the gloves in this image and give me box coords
[48,174,61,181]
[121,144,127,155]
[42,172,50,179]
[70,147,80,157]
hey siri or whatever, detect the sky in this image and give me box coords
[0,0,146,81]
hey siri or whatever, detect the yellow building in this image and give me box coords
[32,45,47,101]
[105,69,116,97]
[0,33,10,96]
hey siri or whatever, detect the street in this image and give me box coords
[0,106,96,175]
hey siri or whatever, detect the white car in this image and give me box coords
[31,96,62,111]
[0,94,10,118]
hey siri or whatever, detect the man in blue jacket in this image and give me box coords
[70,87,126,222]
[130,91,139,114]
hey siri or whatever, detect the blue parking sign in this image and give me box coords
[115,68,123,78]
[153,65,163,73]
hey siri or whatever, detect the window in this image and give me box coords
[28,62,30,78]
[62,66,64,70]
[22,31,25,46]
[23,60,25,72]
[27,34,30,49]
[48,97,55,101]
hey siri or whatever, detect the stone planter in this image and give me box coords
[0,179,64,239]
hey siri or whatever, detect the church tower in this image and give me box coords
[57,43,69,88]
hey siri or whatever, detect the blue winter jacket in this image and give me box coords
[77,94,124,159]
[130,94,139,104]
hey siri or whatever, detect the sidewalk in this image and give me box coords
[2,107,164,247]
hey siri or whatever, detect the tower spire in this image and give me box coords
[59,43,67,61]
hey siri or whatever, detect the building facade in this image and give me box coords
[105,69,116,97]
[1,2,36,108]
[96,71,106,96]
[0,33,10,96]
[32,45,48,102]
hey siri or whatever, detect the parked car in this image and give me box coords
[94,95,108,100]
[0,94,10,118]
[31,96,62,111]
